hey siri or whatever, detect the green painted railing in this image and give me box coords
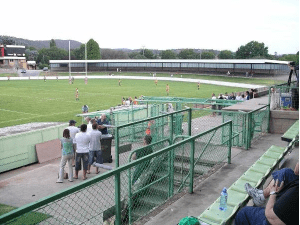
[0,121,232,225]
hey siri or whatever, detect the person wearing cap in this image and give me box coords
[67,120,80,166]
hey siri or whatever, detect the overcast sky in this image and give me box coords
[2,0,299,55]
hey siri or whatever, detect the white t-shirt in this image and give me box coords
[87,122,93,133]
[89,129,102,151]
[74,132,91,153]
[67,126,80,139]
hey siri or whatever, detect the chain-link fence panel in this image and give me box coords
[4,175,116,225]
[115,109,191,167]
[0,121,232,225]
[248,106,269,143]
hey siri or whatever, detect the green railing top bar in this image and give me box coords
[76,105,148,118]
[0,120,232,224]
[114,108,190,129]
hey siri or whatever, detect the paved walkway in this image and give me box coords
[0,75,265,89]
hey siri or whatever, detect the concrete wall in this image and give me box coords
[269,110,299,134]
[0,123,68,173]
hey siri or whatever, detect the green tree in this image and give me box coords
[140,49,154,59]
[50,39,56,48]
[86,39,101,60]
[218,50,233,59]
[178,49,198,59]
[236,41,268,59]
[36,47,68,66]
[201,51,215,59]
[278,52,299,66]
[161,50,177,59]
[72,44,85,60]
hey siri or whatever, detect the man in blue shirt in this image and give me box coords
[97,114,110,135]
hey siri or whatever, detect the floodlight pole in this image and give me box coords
[69,41,71,78]
[85,43,87,76]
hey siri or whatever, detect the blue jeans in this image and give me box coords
[88,150,103,165]
[271,168,298,185]
[235,206,269,225]
[75,153,89,171]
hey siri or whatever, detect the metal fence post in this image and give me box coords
[169,113,174,197]
[115,173,121,225]
[228,121,232,164]
[115,127,119,168]
[189,139,195,194]
[188,108,192,136]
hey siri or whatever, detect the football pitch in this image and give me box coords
[0,77,261,128]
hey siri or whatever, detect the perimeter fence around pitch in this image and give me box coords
[0,119,232,225]
[139,97,270,150]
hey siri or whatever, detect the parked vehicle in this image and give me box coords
[43,67,48,71]
[21,69,26,73]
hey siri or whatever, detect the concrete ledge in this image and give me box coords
[269,110,299,134]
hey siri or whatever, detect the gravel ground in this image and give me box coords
[0,122,65,137]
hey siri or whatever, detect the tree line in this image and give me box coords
[1,36,298,69]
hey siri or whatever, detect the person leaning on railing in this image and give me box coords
[235,162,299,225]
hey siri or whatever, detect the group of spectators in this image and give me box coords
[56,114,110,182]
[122,96,138,106]
[212,89,257,102]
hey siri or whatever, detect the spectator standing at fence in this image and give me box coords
[57,129,74,183]
[74,124,91,180]
[132,135,153,184]
[235,163,299,225]
[97,114,110,135]
[87,123,102,174]
[211,93,217,117]
[166,84,170,96]
[235,92,242,101]
[67,120,80,166]
[245,91,250,100]
[86,117,93,133]
[133,96,138,105]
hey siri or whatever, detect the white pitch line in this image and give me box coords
[0,108,40,116]
[0,75,265,89]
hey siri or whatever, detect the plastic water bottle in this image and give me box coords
[219,187,228,211]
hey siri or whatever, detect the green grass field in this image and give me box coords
[0,78,243,128]
[0,74,284,128]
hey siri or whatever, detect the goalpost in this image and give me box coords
[69,41,88,77]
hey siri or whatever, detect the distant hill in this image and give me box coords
[0,36,82,50]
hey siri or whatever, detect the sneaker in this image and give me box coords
[245,183,266,207]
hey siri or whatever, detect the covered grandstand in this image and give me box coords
[49,59,290,75]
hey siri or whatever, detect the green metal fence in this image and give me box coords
[114,109,191,167]
[0,121,232,225]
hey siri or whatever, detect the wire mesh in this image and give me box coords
[0,121,232,225]
[115,109,190,167]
